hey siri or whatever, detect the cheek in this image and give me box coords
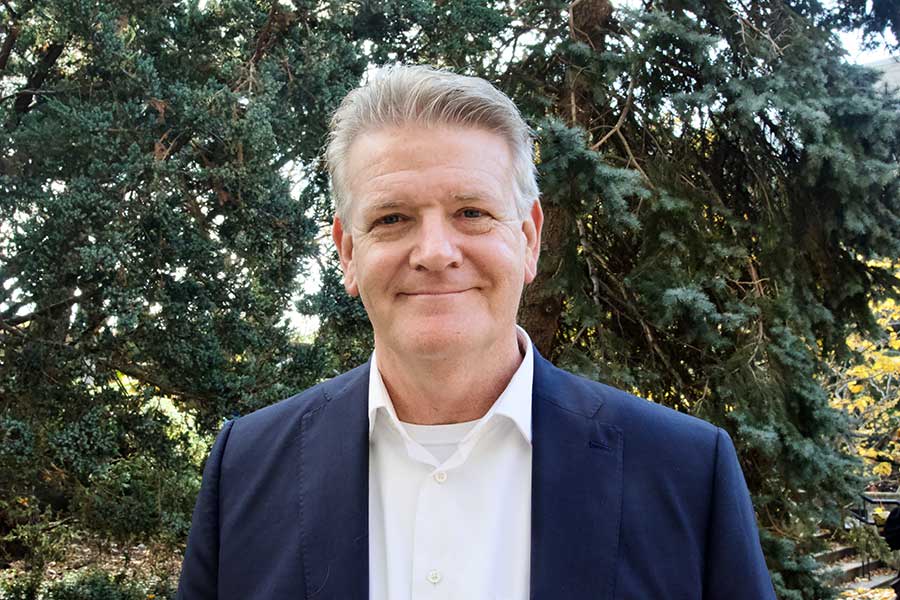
[491,222,528,253]
[483,233,527,268]
[354,270,383,314]
[371,245,397,265]
[355,245,403,288]
[474,248,527,287]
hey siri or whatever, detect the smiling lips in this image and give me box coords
[400,288,474,296]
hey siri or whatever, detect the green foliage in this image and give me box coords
[73,455,199,545]
[826,0,900,51]
[0,0,362,576]
[762,529,834,600]
[1,569,175,600]
[358,1,898,597]
[300,254,373,376]
[517,3,899,594]
[2,0,898,597]
[0,418,35,468]
[0,498,71,582]
[845,524,898,568]
[0,577,39,600]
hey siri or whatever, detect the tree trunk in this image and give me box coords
[517,0,612,358]
[519,201,571,356]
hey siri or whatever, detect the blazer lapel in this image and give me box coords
[298,362,370,599]
[530,352,624,600]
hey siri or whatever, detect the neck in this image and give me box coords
[375,331,524,425]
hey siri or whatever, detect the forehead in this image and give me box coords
[344,124,515,210]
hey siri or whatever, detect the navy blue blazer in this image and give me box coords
[177,350,775,599]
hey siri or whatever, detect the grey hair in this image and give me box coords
[325,64,539,225]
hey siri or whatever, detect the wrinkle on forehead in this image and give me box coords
[344,125,517,219]
[352,162,511,198]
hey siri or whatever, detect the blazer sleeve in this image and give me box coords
[177,419,235,600]
[703,428,776,600]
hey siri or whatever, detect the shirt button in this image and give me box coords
[427,569,442,584]
[433,470,448,483]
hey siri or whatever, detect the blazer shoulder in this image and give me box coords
[537,356,719,448]
[598,378,718,441]
[223,361,369,451]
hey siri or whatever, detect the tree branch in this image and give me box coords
[9,40,65,126]
[111,362,211,404]
[1,289,95,327]
[0,24,18,71]
[592,76,636,151]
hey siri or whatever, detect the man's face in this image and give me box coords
[332,124,542,361]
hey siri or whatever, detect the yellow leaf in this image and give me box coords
[874,356,900,374]
[848,382,864,394]
[848,365,872,380]
[874,462,892,476]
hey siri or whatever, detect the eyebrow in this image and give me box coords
[451,193,489,202]
[361,193,497,217]
[363,200,405,214]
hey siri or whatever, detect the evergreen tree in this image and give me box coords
[828,0,900,51]
[518,2,900,598]
[0,0,362,574]
[3,0,899,597]
[312,1,900,597]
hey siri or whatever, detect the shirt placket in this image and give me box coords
[406,419,503,599]
[410,463,456,600]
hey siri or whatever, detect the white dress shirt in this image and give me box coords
[368,327,534,600]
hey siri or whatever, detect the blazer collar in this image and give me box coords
[297,349,624,600]
[298,361,370,599]
[530,349,624,599]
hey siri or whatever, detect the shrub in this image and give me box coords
[0,571,176,600]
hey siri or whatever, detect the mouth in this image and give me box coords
[399,288,474,297]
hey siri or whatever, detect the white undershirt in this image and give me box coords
[402,419,479,463]
[367,327,534,600]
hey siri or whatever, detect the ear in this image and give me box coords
[522,200,543,284]
[332,217,359,297]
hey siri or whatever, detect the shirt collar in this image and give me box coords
[367,326,534,444]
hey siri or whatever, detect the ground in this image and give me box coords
[0,536,181,591]
[841,589,896,599]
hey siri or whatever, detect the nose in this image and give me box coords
[409,215,462,271]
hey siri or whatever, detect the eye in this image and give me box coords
[461,208,486,219]
[374,214,405,226]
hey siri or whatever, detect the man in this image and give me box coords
[177,65,776,599]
